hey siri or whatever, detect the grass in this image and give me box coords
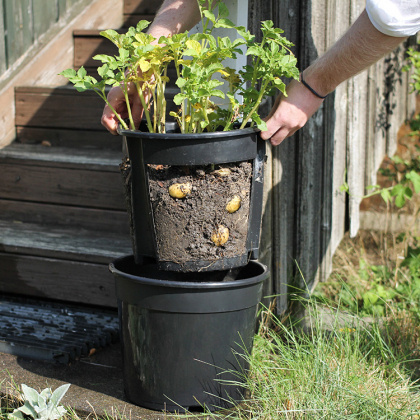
[1,236,419,420]
[179,293,419,419]
[1,121,419,420]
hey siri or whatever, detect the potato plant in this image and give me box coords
[60,0,299,134]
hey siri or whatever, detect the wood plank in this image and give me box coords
[0,0,124,148]
[0,0,7,75]
[57,0,68,18]
[366,58,386,188]
[0,253,118,308]
[15,86,105,131]
[3,0,34,67]
[0,199,130,236]
[14,85,179,131]
[272,0,301,313]
[123,14,158,28]
[124,0,162,15]
[16,126,122,151]
[248,0,275,308]
[347,0,368,238]
[0,143,123,171]
[385,46,403,157]
[327,0,349,261]
[292,0,328,290]
[33,0,58,40]
[0,220,131,264]
[74,31,118,69]
[0,163,126,210]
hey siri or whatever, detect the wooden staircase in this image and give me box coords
[0,0,163,308]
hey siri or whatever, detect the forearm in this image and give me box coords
[147,0,201,39]
[303,9,407,96]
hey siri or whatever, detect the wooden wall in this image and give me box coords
[0,0,81,78]
[250,0,417,313]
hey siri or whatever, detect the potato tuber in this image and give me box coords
[211,225,229,246]
[168,182,192,198]
[226,195,241,213]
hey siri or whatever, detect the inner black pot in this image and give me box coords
[118,124,266,272]
[109,255,268,412]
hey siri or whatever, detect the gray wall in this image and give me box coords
[250,0,417,313]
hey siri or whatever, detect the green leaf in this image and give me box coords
[256,119,267,131]
[246,46,262,57]
[363,290,379,307]
[19,402,37,418]
[136,20,150,32]
[210,89,225,99]
[173,93,188,105]
[97,64,109,78]
[21,384,40,405]
[92,54,113,64]
[176,77,187,88]
[100,29,120,45]
[215,18,235,29]
[406,170,420,193]
[50,384,70,407]
[380,188,392,203]
[202,10,216,23]
[340,182,349,193]
[392,183,412,208]
[59,68,76,78]
[119,48,129,61]
[8,410,25,420]
[76,67,87,78]
[217,2,229,18]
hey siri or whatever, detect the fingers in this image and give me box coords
[101,83,144,135]
[260,79,324,146]
[101,104,119,135]
[101,86,125,135]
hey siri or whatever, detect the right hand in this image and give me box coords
[260,79,325,146]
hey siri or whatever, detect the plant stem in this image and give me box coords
[173,57,185,133]
[122,82,136,130]
[97,89,129,130]
[240,79,270,129]
[134,81,154,132]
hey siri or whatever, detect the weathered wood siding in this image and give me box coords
[0,0,81,77]
[250,0,417,313]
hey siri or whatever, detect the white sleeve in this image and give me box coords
[366,0,420,37]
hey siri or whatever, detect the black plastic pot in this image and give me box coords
[109,255,268,412]
[118,124,266,272]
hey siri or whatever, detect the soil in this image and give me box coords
[147,161,253,268]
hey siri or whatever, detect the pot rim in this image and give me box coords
[117,124,260,141]
[109,256,268,289]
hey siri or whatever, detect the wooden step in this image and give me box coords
[0,252,118,308]
[0,143,126,210]
[123,0,162,27]
[16,126,121,150]
[15,85,106,131]
[15,85,179,142]
[73,29,119,71]
[0,199,130,236]
[0,219,131,264]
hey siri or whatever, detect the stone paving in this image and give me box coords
[0,343,175,420]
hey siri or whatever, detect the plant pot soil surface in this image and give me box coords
[147,161,253,267]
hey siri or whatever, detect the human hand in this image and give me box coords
[260,79,325,146]
[101,82,144,135]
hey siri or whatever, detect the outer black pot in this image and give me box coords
[118,124,266,272]
[109,255,268,412]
